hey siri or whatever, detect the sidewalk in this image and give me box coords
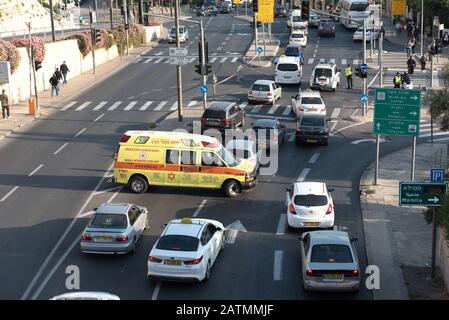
[360,143,449,299]
[0,43,157,140]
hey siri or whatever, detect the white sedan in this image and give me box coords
[286,182,335,229]
[147,218,225,282]
[353,27,380,41]
[291,90,326,117]
[289,30,308,47]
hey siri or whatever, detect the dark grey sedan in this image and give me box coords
[251,118,286,151]
[318,22,336,37]
[296,114,330,146]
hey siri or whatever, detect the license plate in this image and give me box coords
[284,76,291,79]
[304,222,320,227]
[164,259,182,266]
[309,108,317,112]
[307,139,318,143]
[96,236,112,241]
[323,274,344,281]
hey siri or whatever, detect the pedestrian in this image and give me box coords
[406,39,413,57]
[345,64,353,89]
[420,55,426,70]
[59,61,70,84]
[53,68,63,89]
[407,56,416,74]
[411,38,416,55]
[443,32,449,48]
[0,89,10,119]
[380,25,385,39]
[393,72,402,88]
[49,75,59,97]
[395,21,402,35]
[401,72,412,89]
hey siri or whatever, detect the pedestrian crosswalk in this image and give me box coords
[382,69,429,88]
[304,58,361,66]
[135,55,242,64]
[419,120,449,143]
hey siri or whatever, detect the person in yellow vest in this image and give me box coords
[345,64,353,89]
[393,72,402,88]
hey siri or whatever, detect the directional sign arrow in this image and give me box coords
[411,96,419,101]
[376,122,381,130]
[169,47,188,56]
[428,197,440,203]
[410,111,418,116]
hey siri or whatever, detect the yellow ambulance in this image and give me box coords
[113,130,258,197]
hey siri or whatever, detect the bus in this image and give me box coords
[340,0,370,29]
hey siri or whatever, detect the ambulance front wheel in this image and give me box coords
[223,180,242,198]
[129,175,148,194]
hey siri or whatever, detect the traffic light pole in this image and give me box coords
[31,46,40,112]
[201,19,207,111]
[124,0,129,56]
[90,7,96,74]
[175,0,184,121]
[362,18,367,117]
[254,12,258,55]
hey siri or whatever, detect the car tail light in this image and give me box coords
[81,233,91,241]
[319,27,323,31]
[120,134,131,143]
[222,119,231,126]
[148,256,163,263]
[306,269,319,277]
[184,255,204,265]
[296,128,302,133]
[326,203,333,215]
[248,90,253,95]
[116,235,129,242]
[267,92,273,97]
[289,202,296,214]
[299,106,304,112]
[201,117,206,125]
[344,269,360,277]
[321,107,326,113]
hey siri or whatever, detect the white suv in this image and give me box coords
[286,182,335,229]
[168,25,189,43]
[310,62,341,92]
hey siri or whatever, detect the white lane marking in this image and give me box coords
[274,250,283,281]
[28,164,44,177]
[54,142,69,155]
[308,153,320,164]
[226,230,238,244]
[79,211,94,218]
[329,120,338,135]
[319,58,325,63]
[420,123,432,127]
[329,58,336,64]
[73,128,86,138]
[164,59,170,64]
[296,168,311,182]
[429,137,449,142]
[193,199,207,218]
[330,121,365,136]
[0,186,19,202]
[61,101,77,110]
[188,57,196,63]
[239,102,248,109]
[251,105,262,113]
[170,101,178,111]
[419,128,433,133]
[276,214,287,235]
[288,134,295,142]
[154,101,167,111]
[212,52,218,56]
[220,57,227,63]
[152,282,161,300]
[154,58,164,63]
[93,186,123,196]
[75,101,92,111]
[331,107,341,119]
[307,58,314,64]
[210,57,218,63]
[420,131,449,138]
[268,105,279,114]
[353,59,359,65]
[94,114,105,122]
[144,58,154,63]
[226,37,230,40]
[342,58,347,65]
[248,114,296,121]
[124,101,137,111]
[93,101,108,111]
[283,105,292,115]
[134,57,143,63]
[27,169,123,300]
[107,101,122,111]
[231,57,238,63]
[155,52,164,56]
[140,101,153,111]
[221,41,226,46]
[187,101,198,107]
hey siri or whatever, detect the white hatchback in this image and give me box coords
[291,90,326,116]
[289,30,308,47]
[286,182,335,229]
[248,80,282,105]
[147,218,225,282]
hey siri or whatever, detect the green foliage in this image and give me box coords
[424,193,449,240]
[425,87,449,130]
[442,62,449,87]
[104,31,114,50]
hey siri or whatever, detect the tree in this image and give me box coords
[425,87,449,130]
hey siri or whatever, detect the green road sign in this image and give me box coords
[399,182,447,206]
[373,88,421,136]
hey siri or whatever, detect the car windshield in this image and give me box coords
[301,97,322,104]
[89,213,127,229]
[252,84,270,91]
[350,3,369,11]
[294,194,328,206]
[277,63,298,71]
[314,68,332,77]
[284,47,301,56]
[292,33,304,39]
[156,235,199,251]
[322,23,333,28]
[203,109,225,119]
[311,244,354,263]
[300,116,325,126]
[218,147,240,167]
[171,27,185,34]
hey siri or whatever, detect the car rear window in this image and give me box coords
[311,244,354,263]
[277,63,298,71]
[294,194,328,206]
[89,214,127,229]
[301,97,322,104]
[300,116,325,126]
[203,109,226,119]
[284,47,301,56]
[321,23,333,28]
[156,235,199,251]
[315,68,333,77]
[252,84,270,91]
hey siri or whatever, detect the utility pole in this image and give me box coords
[362,18,367,117]
[89,7,97,74]
[254,12,258,54]
[124,0,129,56]
[431,206,437,278]
[31,46,40,112]
[420,0,424,57]
[379,24,383,87]
[175,0,184,121]
[110,0,114,29]
[49,0,56,42]
[200,19,207,111]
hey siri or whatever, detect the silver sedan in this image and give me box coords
[80,203,149,254]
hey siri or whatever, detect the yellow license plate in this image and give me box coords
[304,222,320,227]
[97,236,112,241]
[307,139,318,143]
[323,274,344,281]
[164,259,182,266]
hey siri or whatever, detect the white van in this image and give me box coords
[275,56,302,84]
[288,9,301,28]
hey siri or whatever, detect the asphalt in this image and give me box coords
[0,11,444,300]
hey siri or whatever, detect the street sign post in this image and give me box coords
[399,182,447,206]
[431,168,445,182]
[257,0,275,23]
[373,88,421,137]
[360,93,368,103]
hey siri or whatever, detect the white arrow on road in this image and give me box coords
[410,111,418,116]
[351,138,387,145]
[428,197,439,203]
[226,220,247,232]
[225,220,247,244]
[376,122,381,130]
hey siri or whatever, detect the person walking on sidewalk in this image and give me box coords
[49,75,59,97]
[393,72,402,88]
[0,89,10,119]
[345,64,353,89]
[59,61,70,85]
[411,38,416,55]
[53,68,63,90]
[420,55,426,71]
[395,21,402,35]
[407,56,416,74]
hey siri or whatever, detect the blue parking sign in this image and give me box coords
[431,168,445,182]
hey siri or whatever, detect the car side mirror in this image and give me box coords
[351,237,358,242]
[93,207,98,212]
[326,118,332,122]
[216,227,223,232]
[327,188,335,192]
[161,223,167,229]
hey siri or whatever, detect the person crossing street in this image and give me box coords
[345,64,353,89]
[407,56,416,74]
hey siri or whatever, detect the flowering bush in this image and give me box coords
[12,37,46,62]
[129,23,144,48]
[0,39,21,73]
[71,32,92,56]
[147,19,161,26]
[103,30,114,50]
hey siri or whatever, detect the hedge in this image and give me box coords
[12,37,46,62]
[0,39,21,73]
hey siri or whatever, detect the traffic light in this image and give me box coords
[34,60,42,71]
[301,0,309,21]
[206,64,212,75]
[195,64,202,75]
[252,0,258,12]
[94,28,102,46]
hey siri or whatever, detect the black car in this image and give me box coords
[275,6,287,18]
[201,101,245,133]
[318,22,336,37]
[296,114,329,146]
[220,3,232,13]
[251,118,286,151]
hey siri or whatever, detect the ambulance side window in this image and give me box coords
[201,152,223,167]
[181,151,196,165]
[165,149,179,164]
